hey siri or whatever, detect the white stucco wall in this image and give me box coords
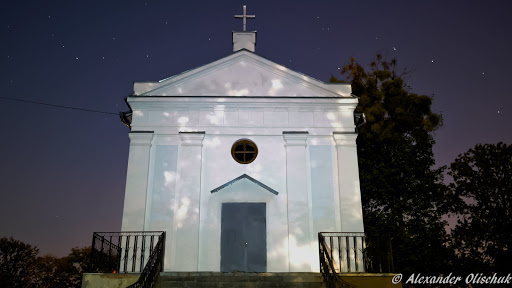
[121,51,364,273]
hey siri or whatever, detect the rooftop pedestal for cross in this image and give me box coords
[232,31,256,52]
[233,5,256,52]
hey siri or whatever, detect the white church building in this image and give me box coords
[120,8,364,274]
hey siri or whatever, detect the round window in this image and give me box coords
[231,139,258,164]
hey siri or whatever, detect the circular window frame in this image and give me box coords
[231,139,258,164]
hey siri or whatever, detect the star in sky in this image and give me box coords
[1,0,511,259]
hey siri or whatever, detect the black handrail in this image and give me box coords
[127,232,166,288]
[90,231,165,274]
[318,232,394,274]
[319,232,366,273]
[90,231,166,288]
[363,234,394,273]
[91,232,122,273]
[318,233,356,288]
[318,232,395,288]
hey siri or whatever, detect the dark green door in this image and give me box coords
[221,203,266,272]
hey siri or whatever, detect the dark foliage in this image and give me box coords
[449,142,512,275]
[331,55,456,279]
[0,237,38,288]
[0,237,91,288]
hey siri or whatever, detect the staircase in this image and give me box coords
[157,272,326,288]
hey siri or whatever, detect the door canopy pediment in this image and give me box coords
[133,50,352,98]
[211,174,278,195]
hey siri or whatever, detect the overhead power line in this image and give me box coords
[0,96,118,115]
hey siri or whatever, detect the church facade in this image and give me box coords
[120,25,364,273]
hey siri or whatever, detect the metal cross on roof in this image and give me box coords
[234,5,255,31]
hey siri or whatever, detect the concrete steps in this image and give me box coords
[157,272,326,288]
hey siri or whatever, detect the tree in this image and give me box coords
[0,237,39,288]
[32,247,92,288]
[65,246,93,287]
[0,237,91,288]
[448,142,512,274]
[331,55,456,276]
[32,255,67,288]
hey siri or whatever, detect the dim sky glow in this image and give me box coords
[1,0,511,257]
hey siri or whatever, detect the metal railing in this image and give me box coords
[363,234,394,273]
[127,232,165,288]
[91,231,165,274]
[319,232,366,274]
[91,232,122,273]
[318,233,357,288]
[318,232,394,288]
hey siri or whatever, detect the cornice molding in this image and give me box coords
[128,131,154,146]
[283,131,308,147]
[179,131,205,146]
[333,132,358,147]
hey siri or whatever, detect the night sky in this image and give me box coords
[1,1,511,257]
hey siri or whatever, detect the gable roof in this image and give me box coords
[133,49,352,98]
[210,174,278,195]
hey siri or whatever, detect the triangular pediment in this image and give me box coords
[134,50,351,97]
[211,174,278,195]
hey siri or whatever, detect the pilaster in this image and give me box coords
[121,131,154,231]
[283,131,312,272]
[333,132,364,232]
[171,132,205,271]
